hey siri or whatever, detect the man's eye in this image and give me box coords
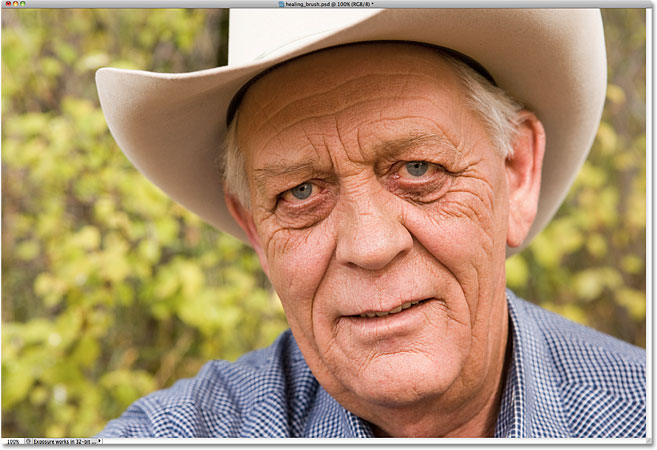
[405,161,429,177]
[281,182,315,202]
[399,161,443,180]
[291,182,312,199]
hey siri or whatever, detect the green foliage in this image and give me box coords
[506,9,646,348]
[1,8,646,438]
[2,9,286,438]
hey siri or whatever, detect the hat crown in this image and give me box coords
[228,9,378,66]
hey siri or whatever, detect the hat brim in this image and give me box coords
[95,8,606,255]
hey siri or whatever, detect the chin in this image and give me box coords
[339,350,464,408]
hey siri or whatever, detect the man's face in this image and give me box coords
[234,43,515,422]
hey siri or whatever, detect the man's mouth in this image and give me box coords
[356,298,431,318]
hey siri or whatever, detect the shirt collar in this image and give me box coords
[495,289,572,437]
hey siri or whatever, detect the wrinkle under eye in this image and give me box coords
[385,160,454,204]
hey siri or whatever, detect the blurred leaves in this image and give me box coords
[2,9,285,438]
[506,9,646,348]
[1,8,645,438]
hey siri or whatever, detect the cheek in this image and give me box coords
[401,172,507,303]
[410,181,497,249]
[262,219,336,337]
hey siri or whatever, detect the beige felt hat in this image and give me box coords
[95,8,607,254]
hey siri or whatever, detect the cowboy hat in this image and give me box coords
[95,8,607,254]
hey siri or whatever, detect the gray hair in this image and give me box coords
[221,110,251,209]
[220,49,524,210]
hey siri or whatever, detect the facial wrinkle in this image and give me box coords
[254,69,454,125]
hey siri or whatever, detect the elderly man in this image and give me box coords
[96,9,645,438]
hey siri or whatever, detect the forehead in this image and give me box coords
[236,43,475,166]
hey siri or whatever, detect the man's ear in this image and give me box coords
[224,192,270,277]
[505,111,546,248]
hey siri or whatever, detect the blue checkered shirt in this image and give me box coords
[98,290,646,438]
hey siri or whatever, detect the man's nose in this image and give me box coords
[335,188,413,271]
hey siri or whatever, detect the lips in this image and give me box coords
[355,298,432,318]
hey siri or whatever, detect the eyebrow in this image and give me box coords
[374,132,458,159]
[253,161,325,191]
[252,132,457,190]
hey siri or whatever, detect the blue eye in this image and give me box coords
[291,182,313,200]
[406,161,429,177]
